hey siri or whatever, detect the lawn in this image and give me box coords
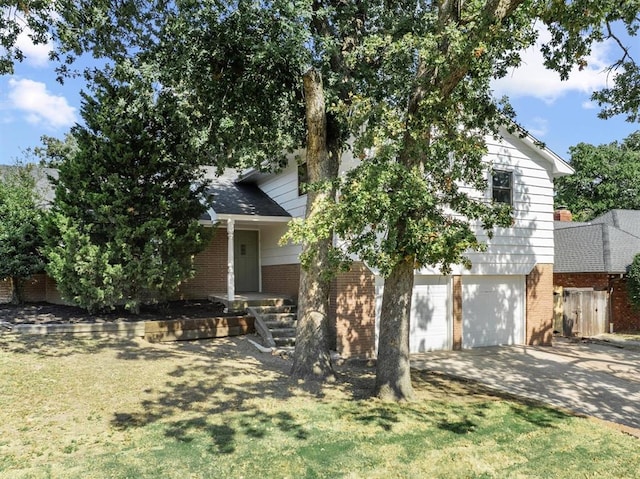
[0,333,638,479]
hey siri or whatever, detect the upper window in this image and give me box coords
[491,170,513,205]
[298,162,308,196]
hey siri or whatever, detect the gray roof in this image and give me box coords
[590,209,640,238]
[202,179,290,220]
[0,165,57,207]
[554,210,640,274]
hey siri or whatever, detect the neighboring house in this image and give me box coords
[554,209,640,334]
[1,128,573,358]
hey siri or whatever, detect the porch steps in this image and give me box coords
[208,294,294,312]
[247,304,297,349]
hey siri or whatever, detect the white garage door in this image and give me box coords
[410,276,452,352]
[374,276,452,353]
[462,275,525,348]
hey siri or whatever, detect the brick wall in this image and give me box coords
[178,228,227,300]
[21,274,48,302]
[1,274,66,304]
[554,272,609,290]
[526,264,554,345]
[608,278,640,331]
[0,278,11,303]
[262,264,301,300]
[330,262,376,358]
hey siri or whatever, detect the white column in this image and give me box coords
[227,219,235,302]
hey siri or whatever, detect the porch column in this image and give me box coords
[227,219,235,302]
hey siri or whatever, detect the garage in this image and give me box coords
[462,275,525,348]
[410,276,452,352]
[374,276,452,353]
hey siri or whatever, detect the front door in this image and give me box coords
[234,230,259,292]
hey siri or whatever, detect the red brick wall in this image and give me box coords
[554,273,609,290]
[262,264,301,300]
[609,278,640,331]
[331,262,376,358]
[177,228,227,300]
[526,264,554,345]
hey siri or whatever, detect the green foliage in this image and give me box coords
[555,132,640,221]
[0,1,57,74]
[627,254,640,310]
[43,69,213,313]
[0,163,45,301]
[20,1,640,280]
[34,133,79,167]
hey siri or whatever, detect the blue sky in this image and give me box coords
[1,25,639,165]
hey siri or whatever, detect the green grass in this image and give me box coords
[0,334,638,479]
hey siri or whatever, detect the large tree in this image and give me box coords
[20,0,640,396]
[43,68,212,313]
[0,163,45,303]
[555,131,640,221]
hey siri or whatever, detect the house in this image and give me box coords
[181,126,572,357]
[554,209,640,334]
[1,127,573,357]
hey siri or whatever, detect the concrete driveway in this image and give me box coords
[411,338,640,432]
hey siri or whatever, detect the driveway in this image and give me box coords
[411,338,640,432]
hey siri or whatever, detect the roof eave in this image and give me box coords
[499,126,574,178]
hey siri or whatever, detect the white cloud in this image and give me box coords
[581,100,597,110]
[526,117,549,138]
[492,26,616,104]
[7,78,77,128]
[16,29,53,68]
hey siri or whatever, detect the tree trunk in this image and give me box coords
[9,277,21,305]
[290,68,339,381]
[375,255,415,401]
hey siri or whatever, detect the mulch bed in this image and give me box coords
[0,300,229,325]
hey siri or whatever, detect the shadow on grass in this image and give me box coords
[103,336,321,455]
[0,333,177,360]
[2,330,575,458]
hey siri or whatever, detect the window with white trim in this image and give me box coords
[491,170,513,205]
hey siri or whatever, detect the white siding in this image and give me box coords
[260,223,301,266]
[465,132,556,274]
[257,160,306,218]
[417,132,558,276]
[253,130,561,274]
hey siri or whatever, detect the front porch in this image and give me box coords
[209,292,294,312]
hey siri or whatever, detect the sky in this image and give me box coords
[1,25,639,165]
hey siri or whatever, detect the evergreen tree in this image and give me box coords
[0,163,45,303]
[43,69,212,314]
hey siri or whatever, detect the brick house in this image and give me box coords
[554,209,640,333]
[190,126,572,357]
[2,128,573,357]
